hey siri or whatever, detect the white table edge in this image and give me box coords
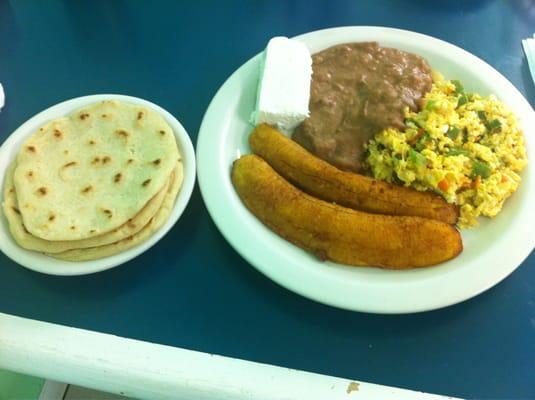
[0,312,458,400]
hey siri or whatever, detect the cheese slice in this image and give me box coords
[251,37,312,133]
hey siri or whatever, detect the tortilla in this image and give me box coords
[2,161,171,253]
[13,100,179,241]
[48,161,183,261]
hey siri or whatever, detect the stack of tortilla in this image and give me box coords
[2,100,183,261]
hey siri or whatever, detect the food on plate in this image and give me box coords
[232,154,462,269]
[250,37,312,132]
[235,38,528,269]
[366,75,527,227]
[2,100,183,261]
[47,163,182,261]
[2,162,174,254]
[12,100,179,241]
[249,123,458,224]
[293,42,433,172]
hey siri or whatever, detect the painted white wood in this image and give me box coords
[0,313,458,400]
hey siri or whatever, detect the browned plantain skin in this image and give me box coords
[232,154,462,269]
[250,124,459,224]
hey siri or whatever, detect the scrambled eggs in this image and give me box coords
[366,76,527,227]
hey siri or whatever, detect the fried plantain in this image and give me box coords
[249,124,458,224]
[232,154,462,269]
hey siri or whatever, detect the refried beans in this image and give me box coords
[293,42,433,172]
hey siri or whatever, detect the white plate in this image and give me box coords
[197,27,535,313]
[0,94,196,276]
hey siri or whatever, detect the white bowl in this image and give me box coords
[197,26,535,313]
[0,94,196,275]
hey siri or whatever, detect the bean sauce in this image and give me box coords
[293,42,432,172]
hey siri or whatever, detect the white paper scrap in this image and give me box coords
[522,37,535,86]
[0,83,4,110]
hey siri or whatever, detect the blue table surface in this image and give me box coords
[1,1,534,398]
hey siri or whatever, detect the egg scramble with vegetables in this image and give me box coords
[366,75,527,227]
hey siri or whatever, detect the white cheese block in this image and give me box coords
[251,36,312,133]
[0,83,4,110]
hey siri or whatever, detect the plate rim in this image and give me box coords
[197,26,535,313]
[0,94,196,276]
